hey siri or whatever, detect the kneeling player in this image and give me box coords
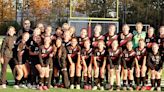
[147,43,163,91]
[81,39,93,90]
[122,41,135,91]
[108,40,122,91]
[92,40,106,91]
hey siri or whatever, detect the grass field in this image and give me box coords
[0,36,164,92]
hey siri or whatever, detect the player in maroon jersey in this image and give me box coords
[37,37,53,90]
[147,43,163,91]
[92,40,107,91]
[78,28,89,48]
[92,24,105,49]
[122,41,136,91]
[105,24,118,48]
[135,39,147,91]
[119,24,133,50]
[67,38,81,89]
[81,39,93,90]
[62,30,72,47]
[108,40,122,91]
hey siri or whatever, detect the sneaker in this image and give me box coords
[109,86,113,91]
[27,83,32,89]
[88,85,92,90]
[70,84,74,89]
[129,87,133,91]
[43,86,48,90]
[150,87,155,91]
[141,86,146,91]
[157,87,161,92]
[116,87,120,91]
[100,86,104,91]
[31,85,36,90]
[136,86,141,91]
[19,84,28,89]
[76,85,80,89]
[123,87,127,91]
[84,85,88,90]
[92,86,97,90]
[38,86,43,90]
[13,85,20,89]
[0,84,7,89]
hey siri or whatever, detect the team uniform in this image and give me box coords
[92,35,105,49]
[105,34,118,48]
[108,47,122,69]
[93,49,107,87]
[156,37,164,61]
[145,35,156,52]
[119,33,133,50]
[78,37,89,48]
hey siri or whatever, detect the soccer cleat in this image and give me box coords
[70,84,74,89]
[100,86,104,91]
[92,86,97,90]
[129,87,133,91]
[141,86,146,91]
[123,87,127,91]
[19,84,28,89]
[150,87,155,91]
[43,86,48,90]
[88,85,92,90]
[76,85,80,89]
[157,87,161,92]
[38,86,43,90]
[84,85,88,90]
[13,85,20,89]
[136,86,141,91]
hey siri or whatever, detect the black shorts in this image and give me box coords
[96,60,104,67]
[125,61,135,69]
[53,58,61,69]
[108,59,120,69]
[138,58,144,65]
[29,56,40,65]
[83,57,92,67]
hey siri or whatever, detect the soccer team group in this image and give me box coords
[0,19,163,91]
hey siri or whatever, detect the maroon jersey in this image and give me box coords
[135,48,147,65]
[105,34,118,47]
[122,49,136,62]
[92,35,105,48]
[119,33,133,48]
[145,35,156,51]
[78,37,89,48]
[94,49,106,62]
[108,47,122,61]
[81,48,93,59]
[67,45,81,58]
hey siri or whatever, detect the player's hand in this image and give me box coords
[0,57,4,64]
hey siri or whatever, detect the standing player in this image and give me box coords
[67,38,81,89]
[108,40,122,91]
[135,39,147,91]
[14,32,30,89]
[92,40,107,91]
[147,43,163,91]
[52,37,70,88]
[92,24,105,49]
[81,39,93,90]
[78,28,89,48]
[122,41,136,91]
[0,26,17,88]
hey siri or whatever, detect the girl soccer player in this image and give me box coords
[14,32,30,89]
[37,36,53,90]
[92,40,106,91]
[81,39,93,90]
[108,40,122,91]
[67,37,81,89]
[147,43,163,91]
[135,39,147,91]
[78,28,89,48]
[0,26,17,88]
[122,41,136,91]
[52,37,70,88]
